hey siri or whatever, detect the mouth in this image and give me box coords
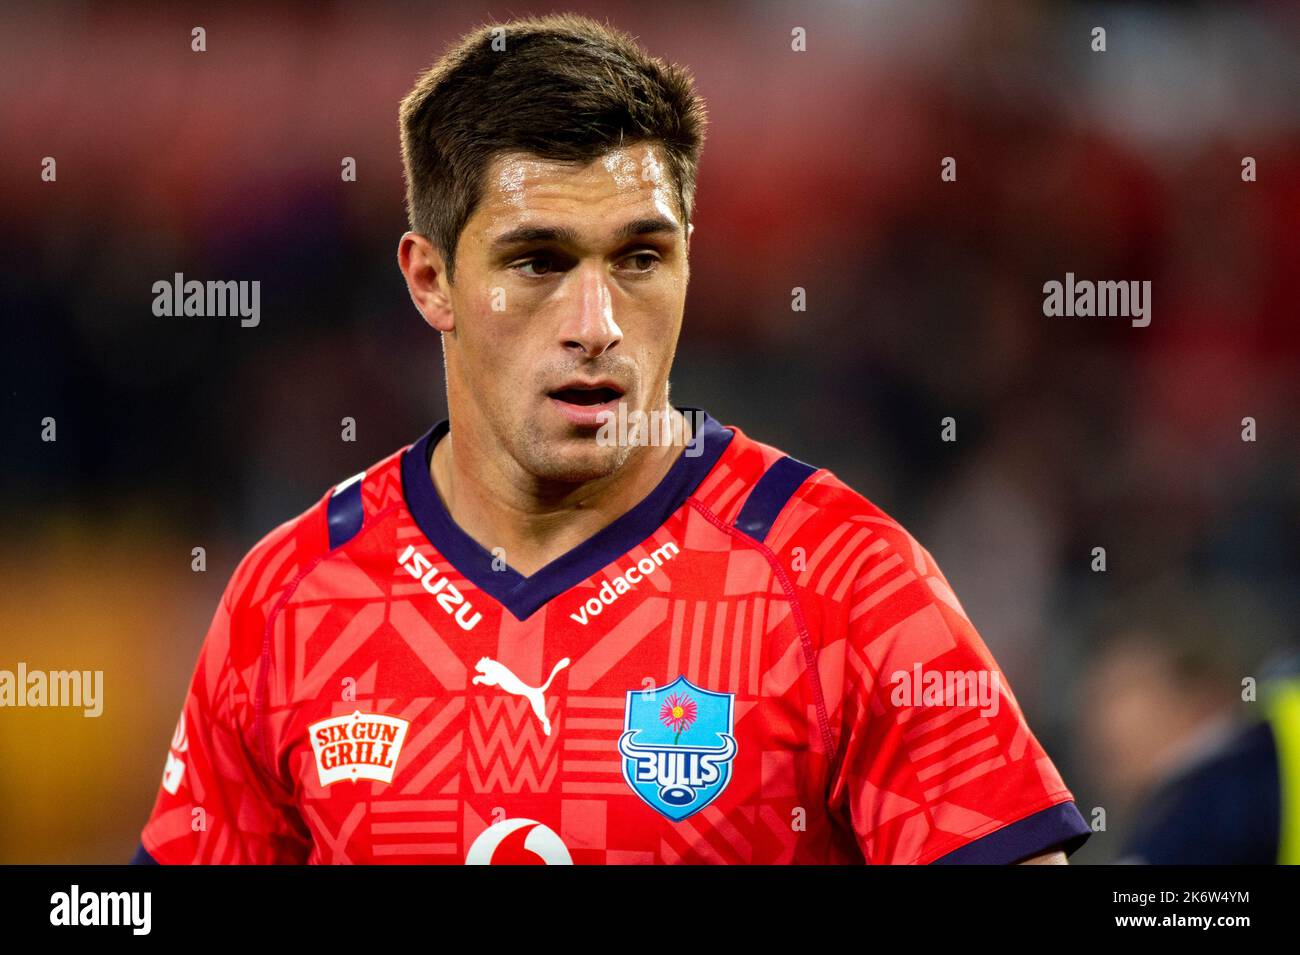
[546,380,626,428]
[547,384,624,406]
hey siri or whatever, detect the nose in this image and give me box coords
[557,262,622,358]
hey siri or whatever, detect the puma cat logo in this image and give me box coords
[471,656,570,736]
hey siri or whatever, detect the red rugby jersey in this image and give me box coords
[136,408,1090,864]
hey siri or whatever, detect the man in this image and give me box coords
[133,13,1088,864]
[1082,590,1296,865]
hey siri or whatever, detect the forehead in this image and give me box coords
[471,143,681,236]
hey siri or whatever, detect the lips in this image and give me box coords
[546,379,626,428]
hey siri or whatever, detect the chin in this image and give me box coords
[528,439,632,484]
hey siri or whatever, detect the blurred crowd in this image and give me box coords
[1,0,1297,862]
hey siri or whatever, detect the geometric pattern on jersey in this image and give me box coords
[138,406,1091,864]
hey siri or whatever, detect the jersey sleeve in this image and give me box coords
[818,507,1091,864]
[138,538,314,864]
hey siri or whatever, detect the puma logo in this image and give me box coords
[472,656,571,736]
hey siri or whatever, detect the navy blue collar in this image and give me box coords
[400,407,733,620]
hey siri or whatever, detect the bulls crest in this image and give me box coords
[618,675,737,821]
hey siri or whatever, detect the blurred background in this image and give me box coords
[1,0,1297,863]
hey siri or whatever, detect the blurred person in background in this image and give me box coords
[1082,582,1297,863]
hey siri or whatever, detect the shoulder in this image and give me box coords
[697,423,970,638]
[699,423,936,586]
[220,444,409,632]
[767,467,932,584]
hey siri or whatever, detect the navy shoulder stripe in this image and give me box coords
[327,470,366,549]
[733,455,818,543]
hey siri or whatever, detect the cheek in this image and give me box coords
[646,300,685,354]
[460,293,517,354]
[459,299,542,387]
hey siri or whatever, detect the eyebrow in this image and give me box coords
[488,216,681,253]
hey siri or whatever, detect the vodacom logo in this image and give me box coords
[465,819,573,865]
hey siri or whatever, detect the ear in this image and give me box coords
[686,221,695,252]
[398,232,455,333]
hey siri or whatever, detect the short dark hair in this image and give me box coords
[399,13,708,283]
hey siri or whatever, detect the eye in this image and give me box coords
[514,255,554,277]
[620,251,661,274]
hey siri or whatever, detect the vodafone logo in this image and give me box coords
[465,819,573,865]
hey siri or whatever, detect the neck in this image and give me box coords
[430,406,690,576]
